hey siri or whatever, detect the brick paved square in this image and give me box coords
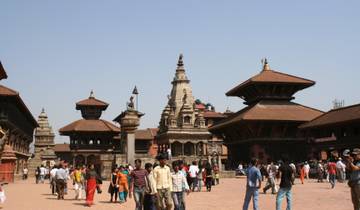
[0,178,353,210]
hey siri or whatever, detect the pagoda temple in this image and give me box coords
[28,108,57,174]
[59,91,120,177]
[209,60,323,165]
[157,54,212,163]
[0,61,38,182]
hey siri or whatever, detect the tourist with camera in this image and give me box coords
[344,148,360,210]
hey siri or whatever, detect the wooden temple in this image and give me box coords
[59,91,120,177]
[209,59,323,165]
[300,103,360,160]
[0,61,38,182]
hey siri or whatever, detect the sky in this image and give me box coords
[1,1,360,143]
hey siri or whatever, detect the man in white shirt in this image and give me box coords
[39,165,46,184]
[153,154,173,210]
[336,158,346,182]
[22,167,28,180]
[188,161,199,192]
[50,166,58,195]
[167,147,172,160]
[171,161,190,210]
[304,162,310,179]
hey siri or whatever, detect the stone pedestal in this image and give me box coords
[118,110,143,166]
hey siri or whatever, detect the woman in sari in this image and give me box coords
[85,164,99,207]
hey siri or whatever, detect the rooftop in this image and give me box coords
[76,91,109,108]
[0,62,8,80]
[59,119,120,134]
[210,100,323,130]
[226,60,315,97]
[299,103,360,129]
[53,143,71,152]
[0,85,38,127]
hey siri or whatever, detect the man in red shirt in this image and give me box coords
[328,159,337,189]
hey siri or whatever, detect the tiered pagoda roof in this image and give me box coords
[210,60,323,131]
[226,59,315,105]
[59,91,120,135]
[59,119,120,134]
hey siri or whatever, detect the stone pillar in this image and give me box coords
[118,110,143,166]
[218,154,222,171]
[193,143,197,156]
[182,143,184,156]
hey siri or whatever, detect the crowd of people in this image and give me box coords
[29,153,221,209]
[240,148,360,210]
[106,153,220,210]
[23,148,360,210]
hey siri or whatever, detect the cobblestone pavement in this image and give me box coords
[0,177,353,210]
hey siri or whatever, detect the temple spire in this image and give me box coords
[177,53,184,67]
[89,90,95,98]
[262,58,270,71]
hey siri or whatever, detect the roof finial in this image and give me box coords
[262,58,270,71]
[41,107,45,113]
[89,90,95,98]
[177,53,184,67]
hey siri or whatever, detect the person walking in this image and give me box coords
[130,159,148,210]
[171,161,190,210]
[299,164,305,185]
[117,165,129,203]
[144,163,157,210]
[22,167,28,180]
[108,168,119,203]
[85,164,100,207]
[263,162,277,194]
[50,166,58,195]
[304,162,310,179]
[345,148,360,210]
[35,167,40,184]
[72,166,84,200]
[188,161,199,192]
[55,164,68,200]
[242,158,262,210]
[276,157,293,210]
[317,161,324,183]
[213,164,220,185]
[328,159,337,189]
[204,162,213,192]
[39,165,46,184]
[197,164,204,192]
[336,158,346,183]
[153,153,173,210]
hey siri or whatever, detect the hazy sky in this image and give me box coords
[1,1,360,143]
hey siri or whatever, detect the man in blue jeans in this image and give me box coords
[130,159,148,210]
[276,156,293,210]
[243,158,262,210]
